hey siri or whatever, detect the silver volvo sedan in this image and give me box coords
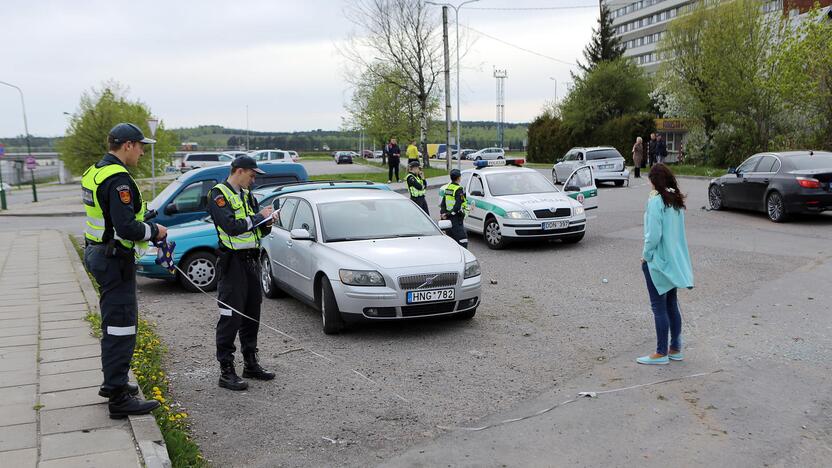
[260,187,482,334]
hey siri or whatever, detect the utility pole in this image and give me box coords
[442,6,452,172]
[0,80,36,202]
[493,68,507,149]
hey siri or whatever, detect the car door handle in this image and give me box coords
[286,240,293,247]
[763,178,770,183]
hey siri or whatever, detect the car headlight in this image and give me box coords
[464,260,481,279]
[574,206,585,216]
[504,211,531,219]
[339,269,386,287]
[146,246,158,256]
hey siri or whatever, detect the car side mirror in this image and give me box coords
[557,158,563,163]
[470,190,484,197]
[438,219,452,230]
[727,167,736,174]
[164,204,178,215]
[290,228,313,241]
[564,184,580,193]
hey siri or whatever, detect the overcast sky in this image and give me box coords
[0,0,599,137]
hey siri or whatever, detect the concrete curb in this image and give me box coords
[61,233,173,468]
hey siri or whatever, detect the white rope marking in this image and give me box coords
[437,369,723,432]
[173,263,409,403]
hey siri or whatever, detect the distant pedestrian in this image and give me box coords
[647,133,657,167]
[387,138,401,183]
[406,139,419,165]
[637,164,694,365]
[656,135,668,164]
[632,136,643,178]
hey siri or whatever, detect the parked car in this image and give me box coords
[708,150,832,222]
[552,146,630,187]
[221,151,249,159]
[147,162,308,228]
[373,150,383,158]
[438,148,475,160]
[260,185,481,334]
[361,150,374,159]
[180,152,233,172]
[251,149,295,163]
[470,147,506,161]
[138,182,390,291]
[458,159,596,249]
[334,151,354,164]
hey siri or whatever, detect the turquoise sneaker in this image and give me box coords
[636,354,669,365]
[668,351,683,361]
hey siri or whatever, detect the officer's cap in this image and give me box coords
[109,123,156,144]
[450,169,461,180]
[231,155,265,174]
[408,160,421,168]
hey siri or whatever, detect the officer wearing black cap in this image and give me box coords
[207,155,276,391]
[439,169,468,247]
[405,160,429,214]
[81,123,168,418]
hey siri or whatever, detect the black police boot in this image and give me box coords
[218,361,249,391]
[108,388,160,419]
[242,353,276,381]
[99,382,139,398]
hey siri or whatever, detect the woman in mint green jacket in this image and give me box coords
[637,164,694,365]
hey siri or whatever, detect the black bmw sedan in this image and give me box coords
[708,151,832,222]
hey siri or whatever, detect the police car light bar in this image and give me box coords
[473,158,525,169]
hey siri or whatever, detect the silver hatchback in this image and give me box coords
[259,187,482,334]
[552,146,630,187]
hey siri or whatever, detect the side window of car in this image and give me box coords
[219,154,232,162]
[172,181,205,213]
[737,156,761,173]
[460,172,473,189]
[291,200,316,237]
[273,198,299,230]
[757,155,778,173]
[576,152,585,162]
[469,175,484,196]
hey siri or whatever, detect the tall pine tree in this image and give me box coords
[578,5,625,73]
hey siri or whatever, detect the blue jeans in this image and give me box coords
[642,262,682,355]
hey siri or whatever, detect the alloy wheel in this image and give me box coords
[767,192,785,222]
[260,255,271,295]
[708,185,722,210]
[485,221,501,246]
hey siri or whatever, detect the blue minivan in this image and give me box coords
[147,162,308,227]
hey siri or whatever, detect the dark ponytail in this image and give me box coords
[648,164,686,210]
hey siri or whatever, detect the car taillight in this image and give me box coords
[797,177,821,189]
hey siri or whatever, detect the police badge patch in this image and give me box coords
[214,194,227,208]
[116,185,132,204]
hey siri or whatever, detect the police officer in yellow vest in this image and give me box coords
[82,123,168,418]
[207,156,276,391]
[405,160,429,214]
[439,169,468,247]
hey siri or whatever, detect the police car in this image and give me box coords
[457,159,597,249]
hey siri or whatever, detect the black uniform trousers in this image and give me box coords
[84,244,138,393]
[215,249,262,364]
[448,213,468,247]
[412,196,429,215]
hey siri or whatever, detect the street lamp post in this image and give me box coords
[549,77,558,105]
[147,117,159,199]
[426,0,479,172]
[0,80,37,203]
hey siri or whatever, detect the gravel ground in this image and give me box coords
[133,174,832,467]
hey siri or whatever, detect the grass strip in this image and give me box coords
[71,235,205,467]
[664,164,726,178]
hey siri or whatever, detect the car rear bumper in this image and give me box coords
[501,218,586,238]
[785,192,832,213]
[594,169,629,181]
[331,276,481,319]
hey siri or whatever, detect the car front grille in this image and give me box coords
[398,272,458,290]
[534,208,571,219]
[401,301,457,317]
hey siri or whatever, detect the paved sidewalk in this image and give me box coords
[0,230,169,467]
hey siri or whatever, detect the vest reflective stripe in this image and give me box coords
[106,325,136,336]
[444,183,467,214]
[81,162,148,258]
[213,183,260,250]
[407,174,426,198]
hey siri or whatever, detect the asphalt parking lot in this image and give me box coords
[136,172,832,467]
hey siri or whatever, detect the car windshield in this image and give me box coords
[319,199,440,242]
[485,172,558,196]
[789,155,832,170]
[586,149,622,161]
[147,180,183,210]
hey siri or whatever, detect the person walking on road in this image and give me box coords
[647,133,657,167]
[439,169,468,248]
[632,136,644,179]
[406,139,419,165]
[82,123,168,418]
[638,164,694,365]
[207,155,277,391]
[387,138,401,184]
[656,134,668,164]
[406,160,429,214]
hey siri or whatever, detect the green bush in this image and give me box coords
[527,111,570,163]
[592,113,656,165]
